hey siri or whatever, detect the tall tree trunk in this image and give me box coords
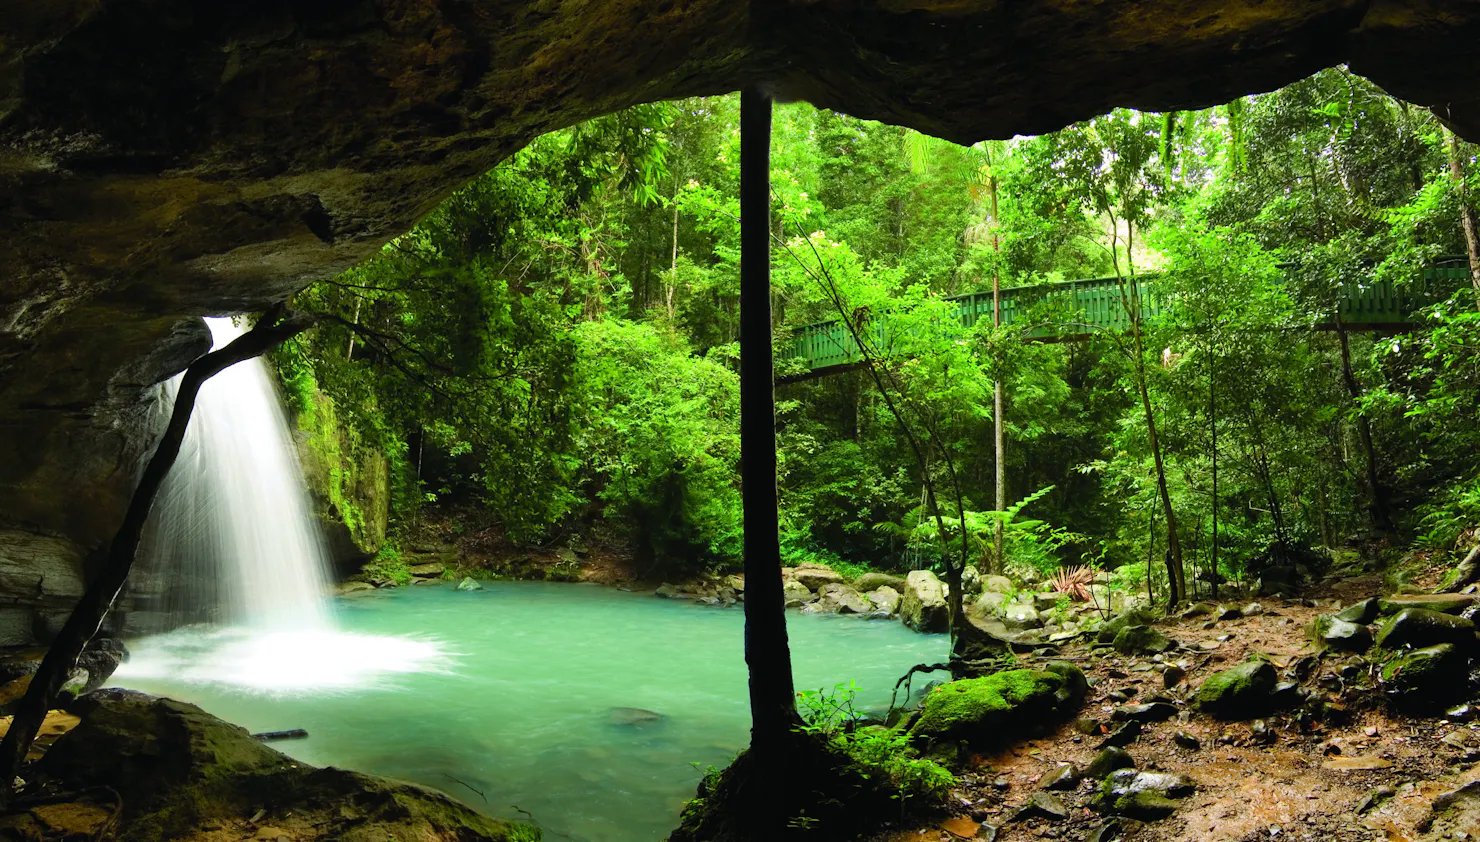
[987,150,1006,574]
[1445,126,1480,311]
[1208,335,1219,602]
[738,88,798,831]
[0,309,313,801]
[1335,321,1391,532]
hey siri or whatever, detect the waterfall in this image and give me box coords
[138,317,333,631]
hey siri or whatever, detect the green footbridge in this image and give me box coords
[781,265,1471,381]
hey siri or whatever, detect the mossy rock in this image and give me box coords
[1336,597,1381,625]
[1309,614,1372,652]
[1193,659,1277,720]
[1377,594,1475,616]
[909,663,1087,747]
[1375,608,1476,651]
[1112,625,1172,655]
[1096,605,1160,644]
[1381,643,1470,714]
[1095,769,1196,821]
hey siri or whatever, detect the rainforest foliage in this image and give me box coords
[281,69,1480,588]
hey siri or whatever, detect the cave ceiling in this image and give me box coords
[2,0,1480,541]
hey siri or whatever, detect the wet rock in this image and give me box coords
[800,600,839,615]
[1337,597,1381,625]
[866,586,901,616]
[1111,702,1178,724]
[1270,680,1306,710]
[1381,643,1470,713]
[1173,730,1201,750]
[854,572,907,593]
[1310,614,1373,652]
[909,664,1087,748]
[1217,604,1243,621]
[1015,791,1069,821]
[791,566,844,591]
[1194,659,1278,720]
[1112,625,1172,655]
[77,638,126,693]
[37,690,530,841]
[1039,764,1080,791]
[1374,607,1475,651]
[1084,746,1135,779]
[1096,721,1142,749]
[1161,665,1186,688]
[1096,606,1160,644]
[455,577,484,592]
[901,570,950,634]
[817,583,872,615]
[409,562,445,577]
[1095,769,1197,820]
[338,580,377,595]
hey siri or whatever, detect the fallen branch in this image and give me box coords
[0,307,315,802]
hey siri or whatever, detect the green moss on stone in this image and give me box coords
[909,665,1085,746]
[1193,659,1277,720]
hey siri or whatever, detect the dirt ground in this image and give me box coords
[884,576,1480,842]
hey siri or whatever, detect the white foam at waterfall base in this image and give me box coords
[124,316,448,693]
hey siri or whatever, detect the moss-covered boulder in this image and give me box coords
[1193,659,1278,720]
[909,663,1087,747]
[38,690,538,842]
[1336,597,1381,625]
[1375,608,1476,651]
[1112,625,1173,655]
[1310,614,1373,652]
[1381,643,1470,714]
[1096,605,1160,644]
[1378,593,1475,616]
[1084,746,1135,779]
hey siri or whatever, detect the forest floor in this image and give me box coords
[885,574,1480,842]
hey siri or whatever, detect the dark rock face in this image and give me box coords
[6,1,1480,635]
[32,689,536,841]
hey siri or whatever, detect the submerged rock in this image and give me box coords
[456,576,484,592]
[609,707,666,727]
[900,570,950,634]
[1193,659,1278,720]
[32,689,536,841]
[909,662,1087,747]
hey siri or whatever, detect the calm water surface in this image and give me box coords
[115,582,946,842]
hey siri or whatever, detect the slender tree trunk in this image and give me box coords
[346,298,362,361]
[668,174,681,319]
[0,309,313,800]
[1208,335,1219,602]
[1444,126,1480,311]
[738,89,798,830]
[987,153,1006,575]
[1335,321,1391,532]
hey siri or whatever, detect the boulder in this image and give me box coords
[609,707,665,726]
[800,600,839,615]
[1310,615,1373,652]
[1111,703,1178,724]
[1095,769,1197,820]
[900,570,950,634]
[1112,625,1172,655]
[1381,643,1470,713]
[791,566,844,591]
[1337,597,1381,625]
[1096,605,1160,644]
[35,690,532,841]
[1375,608,1476,651]
[782,579,812,607]
[854,572,907,593]
[973,591,1007,616]
[409,562,445,577]
[817,583,872,615]
[1379,593,1475,616]
[983,575,1015,594]
[1039,764,1080,791]
[1193,659,1278,720]
[1015,791,1069,821]
[909,663,1087,748]
[1033,592,1064,613]
[866,586,901,616]
[962,565,983,596]
[455,577,484,592]
[1002,603,1042,631]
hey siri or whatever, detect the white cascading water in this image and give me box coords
[121,317,448,693]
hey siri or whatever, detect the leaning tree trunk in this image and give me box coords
[0,308,313,801]
[738,87,800,835]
